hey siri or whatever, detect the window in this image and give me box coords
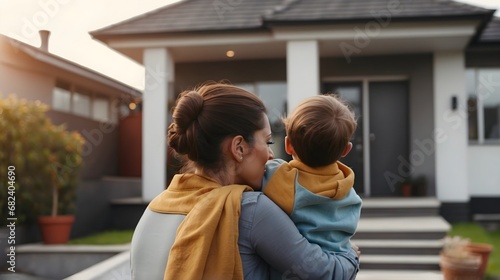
[73,90,91,118]
[467,69,500,143]
[92,96,109,122]
[52,82,71,112]
[51,80,114,122]
[235,82,289,160]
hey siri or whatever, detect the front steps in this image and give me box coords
[356,270,443,280]
[353,197,450,276]
[103,176,148,230]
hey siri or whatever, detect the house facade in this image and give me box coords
[0,32,143,239]
[0,31,141,179]
[92,0,500,222]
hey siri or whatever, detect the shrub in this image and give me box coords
[0,95,84,224]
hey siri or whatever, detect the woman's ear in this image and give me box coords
[230,135,245,162]
[341,142,353,157]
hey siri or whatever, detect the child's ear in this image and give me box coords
[284,136,295,156]
[341,142,353,157]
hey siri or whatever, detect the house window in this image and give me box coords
[92,96,109,122]
[51,80,114,123]
[235,82,289,160]
[73,89,91,118]
[467,69,500,143]
[52,82,71,112]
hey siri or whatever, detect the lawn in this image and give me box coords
[448,223,500,277]
[68,230,134,245]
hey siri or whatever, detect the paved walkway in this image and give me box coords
[0,272,53,280]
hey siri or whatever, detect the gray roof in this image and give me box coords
[265,0,492,22]
[479,17,500,43]
[91,0,283,36]
[0,35,142,96]
[91,0,497,43]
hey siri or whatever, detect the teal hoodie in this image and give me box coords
[263,159,362,253]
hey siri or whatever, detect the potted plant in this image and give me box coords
[399,177,413,197]
[465,242,493,279]
[440,236,481,280]
[0,96,84,244]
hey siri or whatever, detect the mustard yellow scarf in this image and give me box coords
[149,173,252,280]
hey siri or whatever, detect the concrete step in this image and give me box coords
[361,198,440,218]
[16,243,130,280]
[356,269,443,280]
[102,176,141,199]
[359,254,440,271]
[110,197,148,230]
[354,216,450,240]
[353,239,443,255]
[104,177,145,230]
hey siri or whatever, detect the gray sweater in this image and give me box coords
[130,192,359,279]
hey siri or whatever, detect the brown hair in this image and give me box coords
[168,82,267,170]
[284,94,357,167]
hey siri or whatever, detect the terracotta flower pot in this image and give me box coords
[465,243,493,279]
[439,253,481,280]
[37,215,75,244]
[400,184,412,197]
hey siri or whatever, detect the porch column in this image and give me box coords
[142,48,174,201]
[433,51,468,204]
[286,40,319,113]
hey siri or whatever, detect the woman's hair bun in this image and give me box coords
[174,91,204,132]
[167,91,204,158]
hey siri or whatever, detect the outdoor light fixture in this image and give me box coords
[451,96,458,111]
[226,50,235,58]
[129,102,137,110]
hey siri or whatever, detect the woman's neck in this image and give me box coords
[194,167,233,186]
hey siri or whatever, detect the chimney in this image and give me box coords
[39,30,50,52]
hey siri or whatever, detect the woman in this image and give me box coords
[130,83,359,280]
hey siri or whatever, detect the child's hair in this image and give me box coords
[284,94,357,167]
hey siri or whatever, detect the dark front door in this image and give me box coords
[322,82,364,195]
[369,81,409,196]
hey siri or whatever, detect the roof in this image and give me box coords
[478,17,500,43]
[265,0,493,23]
[0,34,142,97]
[92,0,495,39]
[91,0,283,36]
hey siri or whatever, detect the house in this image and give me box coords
[0,31,142,179]
[0,31,142,238]
[91,0,500,223]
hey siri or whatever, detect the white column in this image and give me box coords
[433,51,468,202]
[142,48,174,201]
[286,40,319,113]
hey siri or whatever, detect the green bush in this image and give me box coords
[0,95,84,224]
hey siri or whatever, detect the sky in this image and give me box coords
[0,0,499,91]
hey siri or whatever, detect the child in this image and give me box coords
[263,94,362,255]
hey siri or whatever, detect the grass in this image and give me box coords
[68,230,134,245]
[448,223,500,277]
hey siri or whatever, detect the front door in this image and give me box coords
[369,81,409,196]
[323,80,409,197]
[322,82,364,195]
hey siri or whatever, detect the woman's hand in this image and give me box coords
[351,242,361,258]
